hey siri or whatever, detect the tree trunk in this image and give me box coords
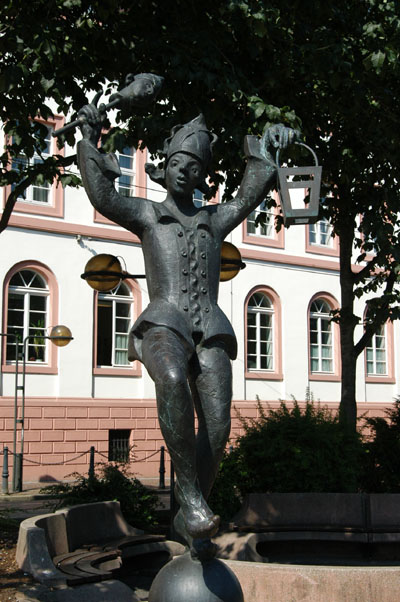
[338,221,358,431]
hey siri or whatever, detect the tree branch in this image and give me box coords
[354,270,396,357]
[0,176,32,234]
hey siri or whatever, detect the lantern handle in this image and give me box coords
[275,141,319,168]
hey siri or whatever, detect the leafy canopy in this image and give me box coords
[2,2,400,385]
[1,1,399,203]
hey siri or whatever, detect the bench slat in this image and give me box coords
[75,550,121,577]
[102,534,165,551]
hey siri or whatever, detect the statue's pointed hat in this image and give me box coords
[145,114,217,192]
[164,114,217,169]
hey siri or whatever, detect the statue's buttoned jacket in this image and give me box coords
[78,139,273,362]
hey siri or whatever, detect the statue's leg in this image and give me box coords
[173,343,232,554]
[190,343,232,500]
[141,326,219,540]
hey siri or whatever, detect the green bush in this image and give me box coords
[207,448,242,520]
[41,462,158,529]
[362,397,400,492]
[209,398,365,520]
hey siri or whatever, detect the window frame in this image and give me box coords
[364,314,395,384]
[308,293,341,382]
[108,429,132,462]
[244,286,283,381]
[3,115,65,218]
[2,261,59,374]
[242,192,284,249]
[305,218,339,257]
[116,146,136,198]
[93,278,142,376]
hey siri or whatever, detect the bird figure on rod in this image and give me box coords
[52,73,164,138]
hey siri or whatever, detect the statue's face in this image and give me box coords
[165,152,204,198]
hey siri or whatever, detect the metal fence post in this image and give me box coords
[2,447,9,495]
[88,446,95,481]
[159,446,165,489]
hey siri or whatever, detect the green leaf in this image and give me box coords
[370,50,386,71]
[254,104,265,119]
[40,77,55,93]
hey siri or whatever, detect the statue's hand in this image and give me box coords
[260,124,301,165]
[77,92,105,146]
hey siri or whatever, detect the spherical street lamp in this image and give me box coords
[49,325,73,347]
[81,254,124,292]
[220,242,246,282]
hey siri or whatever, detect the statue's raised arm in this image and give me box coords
[216,123,300,239]
[76,73,163,234]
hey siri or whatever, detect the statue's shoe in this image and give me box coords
[174,482,220,539]
[174,509,218,560]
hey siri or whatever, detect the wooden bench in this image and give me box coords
[16,500,184,588]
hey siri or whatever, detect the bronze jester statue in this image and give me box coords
[77,84,297,553]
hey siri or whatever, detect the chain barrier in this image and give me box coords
[96,447,163,463]
[1,443,170,493]
[1,447,94,466]
[1,445,167,466]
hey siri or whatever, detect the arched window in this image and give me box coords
[2,261,59,374]
[309,299,333,373]
[308,294,340,381]
[247,292,274,371]
[96,282,133,367]
[6,269,49,362]
[245,286,282,380]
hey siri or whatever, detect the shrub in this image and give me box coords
[362,397,400,492]
[41,462,158,529]
[209,398,365,520]
[207,448,242,520]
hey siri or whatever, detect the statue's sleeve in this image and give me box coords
[77,139,145,235]
[215,136,276,239]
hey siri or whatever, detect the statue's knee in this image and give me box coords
[158,366,187,390]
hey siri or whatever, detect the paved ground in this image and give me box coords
[0,481,172,521]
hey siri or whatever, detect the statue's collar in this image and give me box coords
[154,201,211,229]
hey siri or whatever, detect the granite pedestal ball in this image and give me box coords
[148,552,244,602]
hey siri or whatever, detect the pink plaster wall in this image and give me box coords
[0,397,390,486]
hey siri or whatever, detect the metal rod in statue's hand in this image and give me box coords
[51,98,120,138]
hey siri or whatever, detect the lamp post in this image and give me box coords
[0,333,19,491]
[15,325,73,492]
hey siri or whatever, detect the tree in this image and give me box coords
[264,1,400,430]
[1,0,400,429]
